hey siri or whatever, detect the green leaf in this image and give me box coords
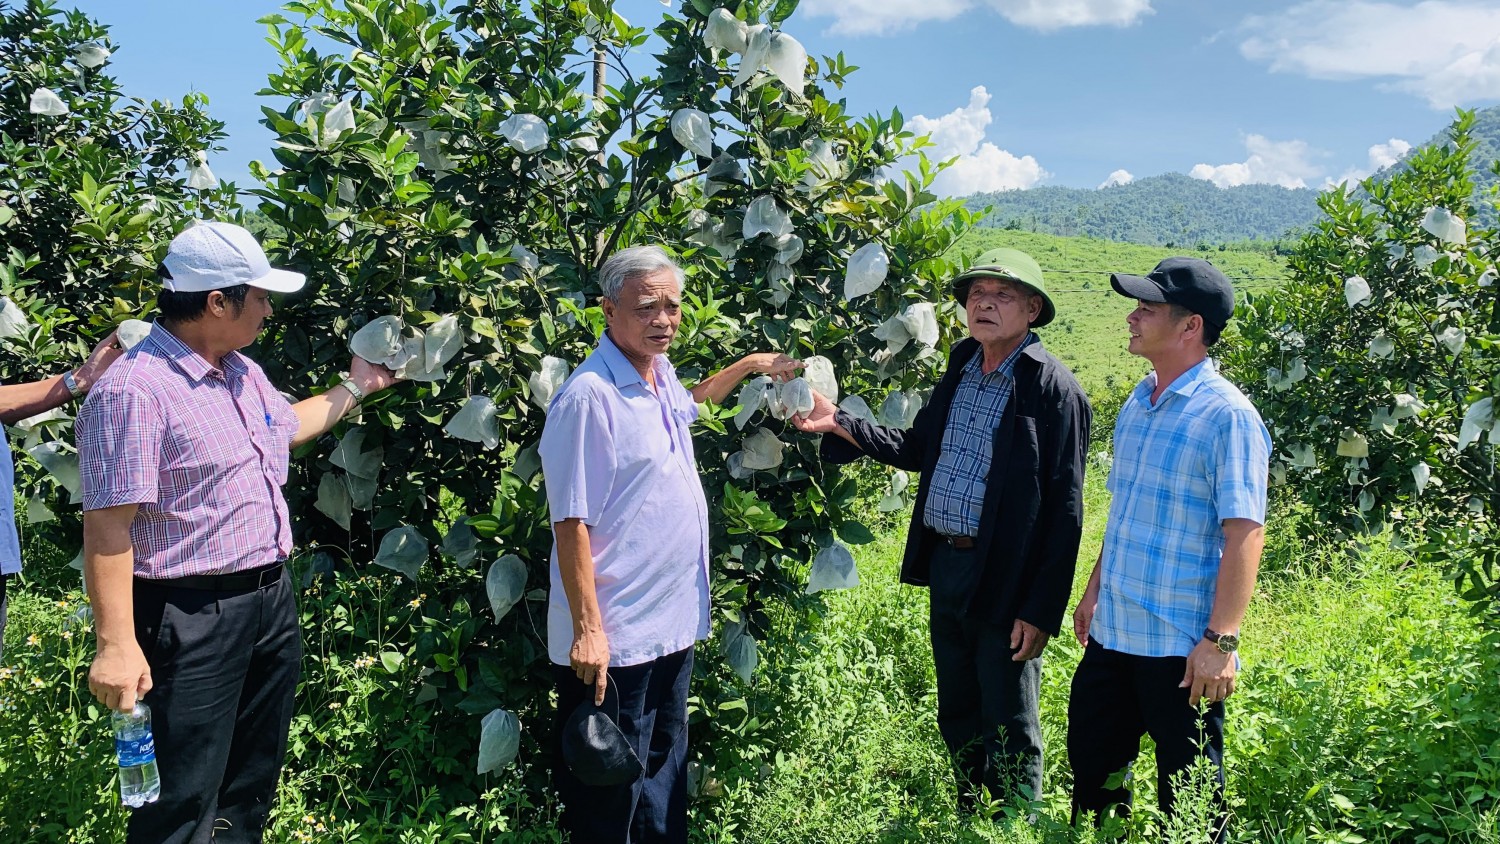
[379,651,405,674]
[836,521,876,545]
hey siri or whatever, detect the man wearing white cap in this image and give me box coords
[76,221,395,843]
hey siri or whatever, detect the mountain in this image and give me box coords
[961,172,1322,247]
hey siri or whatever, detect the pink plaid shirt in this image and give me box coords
[77,323,301,578]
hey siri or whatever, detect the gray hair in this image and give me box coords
[598,245,686,302]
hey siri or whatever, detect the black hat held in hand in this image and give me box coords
[561,677,645,787]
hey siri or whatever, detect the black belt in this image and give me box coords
[136,563,284,592]
[936,534,975,549]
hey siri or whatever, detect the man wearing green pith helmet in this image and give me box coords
[793,248,1092,811]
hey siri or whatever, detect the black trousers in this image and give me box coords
[128,568,301,844]
[928,543,1044,808]
[553,646,693,844]
[1067,639,1226,839]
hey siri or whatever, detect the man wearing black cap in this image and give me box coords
[793,248,1091,812]
[1067,257,1270,839]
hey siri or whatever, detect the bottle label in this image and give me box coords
[116,735,155,768]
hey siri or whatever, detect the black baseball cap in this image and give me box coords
[560,678,644,787]
[1110,257,1234,329]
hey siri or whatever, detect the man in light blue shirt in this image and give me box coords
[1068,258,1270,841]
[540,245,798,844]
[1,329,122,655]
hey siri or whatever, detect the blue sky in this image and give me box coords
[63,0,1500,194]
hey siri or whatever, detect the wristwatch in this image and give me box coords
[339,377,366,404]
[1204,627,1240,654]
[62,369,87,399]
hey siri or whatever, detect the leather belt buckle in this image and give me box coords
[939,534,975,550]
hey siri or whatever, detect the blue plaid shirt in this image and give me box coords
[1091,358,1271,658]
[923,333,1035,538]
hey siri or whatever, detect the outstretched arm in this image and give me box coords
[689,352,801,406]
[0,331,122,424]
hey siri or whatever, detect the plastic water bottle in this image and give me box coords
[112,703,161,807]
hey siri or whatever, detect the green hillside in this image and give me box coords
[951,229,1292,402]
[961,172,1321,246]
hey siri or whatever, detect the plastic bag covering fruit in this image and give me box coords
[901,303,939,348]
[29,87,67,116]
[1392,393,1425,419]
[722,620,757,683]
[1368,335,1395,359]
[441,519,479,567]
[878,471,909,513]
[687,218,739,260]
[739,427,785,471]
[412,129,454,174]
[743,196,792,240]
[734,375,773,430]
[350,315,406,367]
[330,426,383,483]
[1413,462,1431,495]
[764,31,807,97]
[878,391,918,428]
[314,473,352,530]
[511,243,540,272]
[1421,206,1466,245]
[498,114,548,153]
[704,153,745,198]
[486,555,527,622]
[804,138,840,184]
[424,314,463,373]
[445,396,501,449]
[770,232,804,265]
[0,297,31,340]
[768,377,814,421]
[1458,397,1497,451]
[839,395,875,424]
[726,451,752,480]
[1412,245,1439,270]
[322,99,355,140]
[732,25,771,88]
[1286,443,1317,470]
[1343,276,1371,308]
[670,108,714,159]
[116,319,152,350]
[844,243,888,300]
[374,525,427,580]
[807,542,858,594]
[186,154,218,190]
[477,709,521,774]
[27,442,80,503]
[1437,326,1466,355]
[396,334,446,381]
[529,356,571,410]
[26,493,54,524]
[767,262,794,307]
[74,42,110,68]
[802,356,838,404]
[704,8,748,54]
[1336,431,1369,458]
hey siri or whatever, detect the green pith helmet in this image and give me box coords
[951,247,1056,327]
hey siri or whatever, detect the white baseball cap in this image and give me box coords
[160,221,306,293]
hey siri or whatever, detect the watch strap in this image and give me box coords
[339,377,366,404]
[63,369,87,399]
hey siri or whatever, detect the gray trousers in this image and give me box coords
[928,542,1044,808]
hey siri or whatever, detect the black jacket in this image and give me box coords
[822,337,1091,635]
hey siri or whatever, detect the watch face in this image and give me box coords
[1215,633,1239,653]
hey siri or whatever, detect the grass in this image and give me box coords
[686,472,1500,843]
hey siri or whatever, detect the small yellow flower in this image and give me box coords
[25,634,39,647]
[30,677,45,688]
[328,701,342,710]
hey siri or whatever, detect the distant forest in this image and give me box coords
[962,172,1322,247]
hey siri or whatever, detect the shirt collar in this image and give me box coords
[966,331,1036,379]
[1135,357,1216,407]
[596,331,666,391]
[146,321,247,384]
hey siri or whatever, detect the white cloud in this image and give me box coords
[908,86,1048,195]
[1327,138,1413,189]
[1190,135,1324,189]
[1238,1,1500,108]
[799,0,1152,36]
[1099,169,1134,188]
